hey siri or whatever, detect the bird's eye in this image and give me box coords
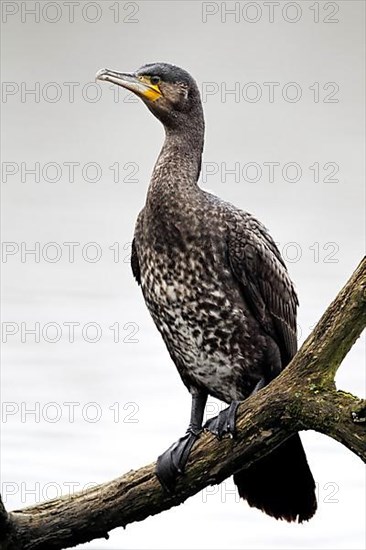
[150,76,161,85]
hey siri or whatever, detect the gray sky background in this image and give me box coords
[1,1,365,549]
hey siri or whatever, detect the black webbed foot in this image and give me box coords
[156,428,201,492]
[204,400,240,439]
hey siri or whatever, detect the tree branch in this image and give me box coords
[1,258,365,550]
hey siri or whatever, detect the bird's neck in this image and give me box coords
[148,122,205,199]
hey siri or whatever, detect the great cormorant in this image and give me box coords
[96,62,317,522]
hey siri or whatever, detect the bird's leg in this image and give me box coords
[156,391,207,492]
[204,376,267,440]
[251,377,266,394]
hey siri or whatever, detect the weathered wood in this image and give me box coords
[1,258,365,550]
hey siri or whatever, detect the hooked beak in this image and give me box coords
[96,68,162,101]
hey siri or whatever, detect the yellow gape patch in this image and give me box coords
[138,76,162,101]
[143,87,161,101]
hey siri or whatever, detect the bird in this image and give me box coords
[96,62,317,523]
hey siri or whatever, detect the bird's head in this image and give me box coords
[96,62,203,131]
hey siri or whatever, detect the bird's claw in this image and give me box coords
[204,401,240,439]
[352,407,366,424]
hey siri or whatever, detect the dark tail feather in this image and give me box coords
[233,433,317,523]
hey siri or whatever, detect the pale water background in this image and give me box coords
[1,1,365,549]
